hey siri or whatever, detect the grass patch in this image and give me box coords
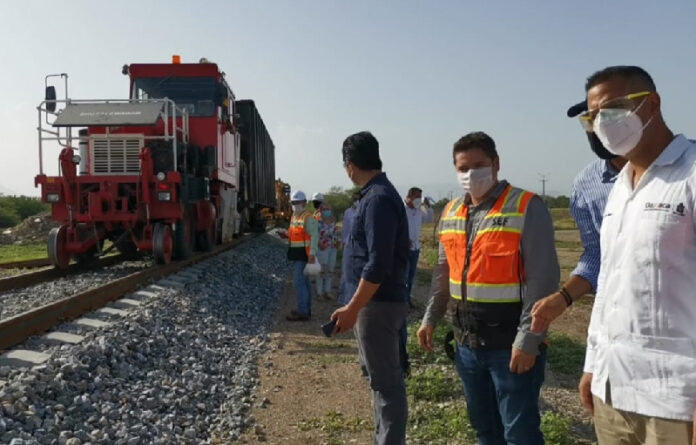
[420,248,438,268]
[298,410,372,445]
[555,240,582,249]
[407,367,461,402]
[547,332,585,379]
[409,402,475,444]
[0,243,47,262]
[407,322,453,366]
[541,411,574,445]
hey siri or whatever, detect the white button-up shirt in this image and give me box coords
[585,134,696,421]
[404,202,434,250]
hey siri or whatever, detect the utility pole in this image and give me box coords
[538,173,549,198]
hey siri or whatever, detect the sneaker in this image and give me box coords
[286,312,310,322]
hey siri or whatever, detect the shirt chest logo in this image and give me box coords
[490,216,509,227]
[643,201,686,216]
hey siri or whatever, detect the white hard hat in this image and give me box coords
[311,192,324,201]
[291,190,307,202]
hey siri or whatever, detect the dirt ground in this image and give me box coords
[239,228,595,444]
[237,279,375,444]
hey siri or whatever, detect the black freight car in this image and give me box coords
[236,99,276,231]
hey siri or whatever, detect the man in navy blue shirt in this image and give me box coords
[331,131,410,445]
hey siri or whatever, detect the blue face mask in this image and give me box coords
[322,210,332,219]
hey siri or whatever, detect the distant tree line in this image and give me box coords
[317,186,571,220]
[543,195,570,209]
[0,196,48,228]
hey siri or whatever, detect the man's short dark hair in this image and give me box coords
[342,131,383,171]
[453,132,498,161]
[407,187,422,197]
[585,66,656,93]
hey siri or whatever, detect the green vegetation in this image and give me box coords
[550,208,577,230]
[0,243,47,262]
[409,402,475,444]
[541,411,574,445]
[0,196,48,228]
[405,319,475,444]
[407,322,453,366]
[544,196,571,209]
[407,367,460,402]
[555,240,583,249]
[298,410,372,445]
[319,186,361,218]
[547,332,586,380]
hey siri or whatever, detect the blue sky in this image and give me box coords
[1,1,695,199]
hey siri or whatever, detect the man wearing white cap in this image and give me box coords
[286,190,319,321]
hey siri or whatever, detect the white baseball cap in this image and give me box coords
[311,192,324,201]
[291,190,307,202]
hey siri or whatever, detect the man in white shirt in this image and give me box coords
[579,65,695,444]
[404,187,434,307]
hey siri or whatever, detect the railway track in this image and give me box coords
[0,253,140,293]
[0,258,52,269]
[0,234,258,352]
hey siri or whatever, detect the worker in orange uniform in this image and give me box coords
[286,190,319,321]
[417,131,559,444]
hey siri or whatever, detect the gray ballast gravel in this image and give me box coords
[0,235,290,444]
[0,261,153,321]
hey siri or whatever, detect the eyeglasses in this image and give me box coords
[578,91,651,131]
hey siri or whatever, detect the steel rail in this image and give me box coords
[0,254,139,293]
[0,234,258,351]
[0,258,52,270]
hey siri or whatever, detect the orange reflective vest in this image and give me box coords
[440,185,534,303]
[288,210,312,257]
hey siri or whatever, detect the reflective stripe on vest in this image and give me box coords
[289,211,312,255]
[439,186,534,302]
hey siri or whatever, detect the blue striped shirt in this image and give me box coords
[569,159,619,291]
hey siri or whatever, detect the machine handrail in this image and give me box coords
[37,98,189,175]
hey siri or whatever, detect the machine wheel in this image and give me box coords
[237,207,250,236]
[75,239,104,264]
[174,210,194,260]
[196,202,217,252]
[196,220,215,252]
[115,237,138,255]
[48,226,71,269]
[153,223,173,265]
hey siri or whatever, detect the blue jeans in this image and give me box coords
[293,261,313,316]
[454,345,546,445]
[406,249,420,304]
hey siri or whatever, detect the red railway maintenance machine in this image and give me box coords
[35,56,277,268]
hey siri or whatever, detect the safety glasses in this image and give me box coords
[578,91,651,131]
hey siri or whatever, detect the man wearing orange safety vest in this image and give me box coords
[286,190,319,322]
[417,132,559,444]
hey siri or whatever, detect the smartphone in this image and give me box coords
[321,319,338,337]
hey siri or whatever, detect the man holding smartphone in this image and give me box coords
[331,131,410,445]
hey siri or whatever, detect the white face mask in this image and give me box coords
[292,204,305,213]
[593,99,653,157]
[457,166,495,198]
[412,198,422,208]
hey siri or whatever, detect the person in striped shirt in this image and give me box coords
[530,101,626,332]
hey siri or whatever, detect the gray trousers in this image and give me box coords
[355,300,409,445]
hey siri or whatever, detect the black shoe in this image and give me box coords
[286,312,310,322]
